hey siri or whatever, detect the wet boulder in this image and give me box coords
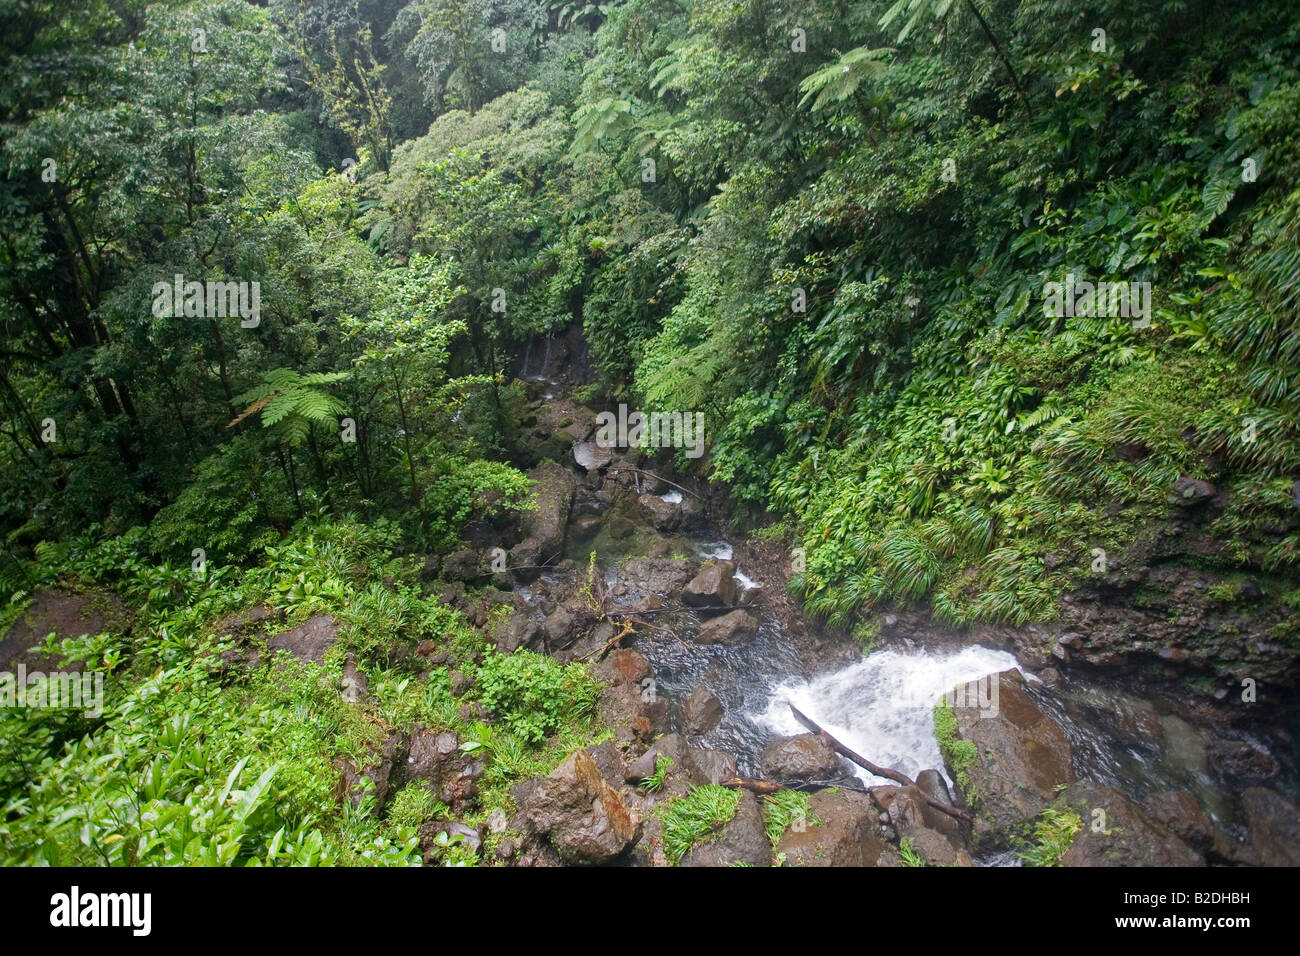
[776,789,897,867]
[510,462,575,582]
[1173,475,1216,507]
[682,559,738,610]
[440,548,484,582]
[1146,790,1214,854]
[593,649,669,745]
[907,827,962,866]
[871,783,964,843]
[915,769,954,807]
[682,748,738,786]
[573,440,613,472]
[624,733,691,794]
[522,750,643,864]
[1240,787,1300,867]
[1057,781,1203,867]
[682,687,723,735]
[405,728,484,810]
[761,733,844,782]
[613,556,695,596]
[947,669,1074,829]
[1,589,129,672]
[1208,737,1279,785]
[695,608,758,645]
[492,610,542,654]
[637,493,681,532]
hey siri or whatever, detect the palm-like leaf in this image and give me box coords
[798,46,893,112]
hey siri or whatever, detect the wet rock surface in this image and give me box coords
[521,749,642,864]
[761,734,845,782]
[0,589,128,672]
[776,789,897,867]
[949,669,1075,830]
[420,380,1300,867]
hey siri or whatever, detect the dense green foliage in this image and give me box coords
[0,520,608,865]
[657,783,740,864]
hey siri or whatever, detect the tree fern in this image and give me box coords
[797,47,893,112]
[231,369,349,447]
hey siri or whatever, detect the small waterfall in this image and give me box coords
[755,646,1021,786]
[521,335,534,379]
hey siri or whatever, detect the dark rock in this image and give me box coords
[915,769,953,807]
[570,515,603,543]
[871,784,963,841]
[908,826,960,866]
[492,611,542,653]
[682,560,738,610]
[1113,442,1149,462]
[637,493,681,531]
[1058,781,1203,866]
[592,648,653,685]
[1240,787,1300,866]
[0,589,128,673]
[615,557,695,596]
[449,671,474,696]
[584,739,626,787]
[949,669,1074,829]
[695,608,758,645]
[522,750,642,864]
[543,606,577,645]
[1208,738,1279,784]
[624,733,690,787]
[682,687,723,735]
[595,650,669,745]
[405,728,482,809]
[336,733,404,812]
[267,614,339,663]
[761,734,844,782]
[1173,475,1216,507]
[1146,791,1214,853]
[682,748,737,786]
[776,789,896,867]
[510,462,575,582]
[440,549,482,582]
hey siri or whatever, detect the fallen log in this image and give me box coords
[788,702,973,825]
[720,776,787,795]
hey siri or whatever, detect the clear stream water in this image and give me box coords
[574,523,1299,848]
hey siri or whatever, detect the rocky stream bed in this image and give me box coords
[423,360,1300,867]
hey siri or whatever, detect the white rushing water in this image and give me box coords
[697,540,734,561]
[658,489,683,504]
[755,645,1021,787]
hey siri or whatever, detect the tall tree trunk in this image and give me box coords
[965,0,1033,117]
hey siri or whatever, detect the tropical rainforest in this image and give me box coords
[1,0,1298,868]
